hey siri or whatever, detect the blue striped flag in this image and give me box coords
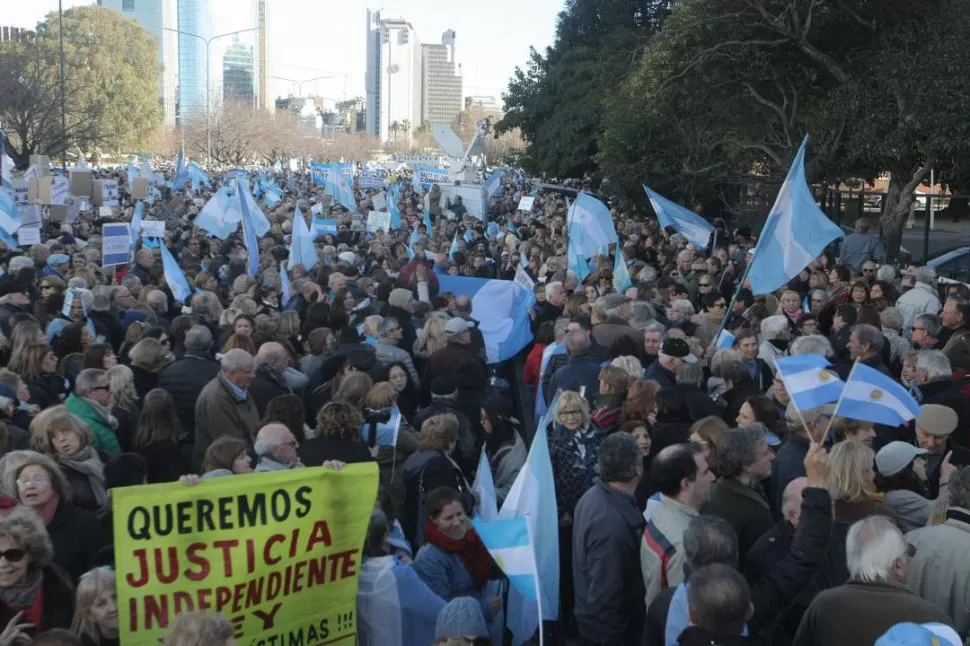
[473,516,539,602]
[775,355,844,411]
[644,186,715,249]
[160,244,192,304]
[613,248,632,292]
[0,190,22,236]
[834,362,920,426]
[237,179,260,277]
[472,447,498,521]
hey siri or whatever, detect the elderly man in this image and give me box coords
[249,342,292,416]
[914,403,970,499]
[66,369,121,454]
[145,289,170,330]
[130,248,155,286]
[912,350,970,446]
[374,317,420,387]
[159,326,220,449]
[0,277,33,337]
[644,337,696,389]
[590,294,637,350]
[770,403,834,518]
[838,217,885,270]
[906,466,970,636]
[534,280,566,331]
[911,313,942,350]
[939,296,970,346]
[253,423,302,472]
[847,323,890,375]
[642,321,665,367]
[896,266,941,332]
[194,349,260,466]
[546,330,602,407]
[572,432,646,646]
[452,295,486,357]
[793,515,950,645]
[426,317,479,385]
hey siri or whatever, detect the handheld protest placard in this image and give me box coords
[112,464,379,645]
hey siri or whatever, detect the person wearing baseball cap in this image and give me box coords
[915,404,970,498]
[643,336,696,389]
[874,441,956,531]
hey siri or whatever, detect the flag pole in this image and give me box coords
[709,253,756,351]
[776,369,817,444]
[819,360,860,443]
[524,511,543,646]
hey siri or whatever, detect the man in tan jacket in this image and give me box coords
[194,349,260,468]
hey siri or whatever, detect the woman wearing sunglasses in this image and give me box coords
[0,506,75,638]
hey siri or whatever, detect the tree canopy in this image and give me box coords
[0,6,162,167]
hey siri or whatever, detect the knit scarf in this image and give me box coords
[84,398,119,430]
[422,519,493,587]
[0,568,42,610]
[57,447,109,510]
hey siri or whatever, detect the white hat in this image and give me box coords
[875,441,928,477]
[444,317,474,335]
[337,251,356,264]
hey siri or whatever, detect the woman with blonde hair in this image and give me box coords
[413,316,448,360]
[827,440,902,526]
[71,565,118,645]
[777,289,804,327]
[162,611,235,646]
[106,365,139,450]
[128,337,173,399]
[29,406,108,513]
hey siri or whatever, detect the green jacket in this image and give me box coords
[65,394,121,455]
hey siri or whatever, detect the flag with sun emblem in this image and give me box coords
[775,355,844,411]
[834,362,921,426]
[472,516,538,601]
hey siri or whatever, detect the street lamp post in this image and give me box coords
[58,0,67,171]
[270,75,334,99]
[162,26,258,163]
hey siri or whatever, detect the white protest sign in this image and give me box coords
[310,203,323,216]
[101,223,130,267]
[371,192,387,211]
[20,205,42,229]
[140,220,165,238]
[102,180,120,206]
[51,176,69,205]
[366,211,391,233]
[350,215,366,231]
[517,196,535,211]
[99,206,113,218]
[17,228,41,246]
[514,266,536,292]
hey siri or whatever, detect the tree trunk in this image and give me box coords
[880,161,933,261]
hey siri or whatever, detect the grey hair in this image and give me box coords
[915,349,951,382]
[846,515,907,583]
[364,508,391,558]
[683,515,738,570]
[687,564,751,638]
[628,301,657,329]
[877,265,897,282]
[853,324,884,354]
[184,325,213,355]
[713,357,747,385]
[948,467,970,509]
[67,277,88,290]
[77,288,93,312]
[760,315,789,340]
[565,330,591,357]
[146,289,168,312]
[553,317,571,340]
[611,356,642,380]
[378,317,400,338]
[879,307,903,332]
[220,348,253,375]
[596,432,642,483]
[790,335,834,358]
[74,369,107,397]
[671,299,695,317]
[91,286,112,312]
[781,477,807,519]
[636,265,658,284]
[715,425,765,478]
[643,320,666,336]
[191,291,224,322]
[914,313,942,338]
[544,281,564,300]
[253,423,291,456]
[677,363,705,388]
[914,266,937,287]
[121,274,142,291]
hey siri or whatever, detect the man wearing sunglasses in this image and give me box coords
[65,369,121,455]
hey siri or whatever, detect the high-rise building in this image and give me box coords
[222,36,255,107]
[465,95,501,113]
[365,9,423,143]
[257,0,273,111]
[421,30,462,125]
[177,0,212,118]
[97,0,179,128]
[0,26,32,43]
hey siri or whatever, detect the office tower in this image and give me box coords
[97,0,179,128]
[257,0,272,111]
[222,36,255,107]
[177,0,212,117]
[421,30,462,125]
[365,9,423,143]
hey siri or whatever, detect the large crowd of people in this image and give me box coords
[0,157,966,646]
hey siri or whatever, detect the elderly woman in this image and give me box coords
[875,441,955,532]
[413,488,500,632]
[666,299,697,336]
[758,315,790,375]
[0,506,74,634]
[29,406,108,514]
[71,565,117,646]
[299,401,373,467]
[65,369,120,455]
[401,414,475,547]
[358,508,445,646]
[6,453,102,581]
[162,612,236,646]
[826,440,901,527]
[778,289,804,330]
[127,337,173,399]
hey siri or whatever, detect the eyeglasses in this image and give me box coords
[0,549,26,563]
[17,476,49,487]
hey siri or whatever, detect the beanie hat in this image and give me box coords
[435,597,488,640]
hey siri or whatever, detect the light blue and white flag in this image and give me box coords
[187,161,211,191]
[833,362,920,427]
[746,136,844,295]
[567,192,617,257]
[484,170,503,199]
[239,181,270,236]
[160,244,192,304]
[409,226,419,246]
[644,186,715,249]
[472,448,498,521]
[448,232,460,261]
[473,516,539,602]
[360,408,401,447]
[437,275,536,364]
[423,206,433,238]
[313,217,337,237]
[1,134,13,188]
[613,248,632,292]
[273,160,282,174]
[775,355,844,411]
[405,244,415,261]
[194,185,242,239]
[280,262,292,305]
[714,329,735,350]
[310,160,328,186]
[567,241,591,282]
[0,190,22,236]
[287,206,318,271]
[388,184,402,229]
[171,147,189,192]
[237,179,260,277]
[499,392,560,643]
[129,200,144,250]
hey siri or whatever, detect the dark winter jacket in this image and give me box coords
[400,449,473,547]
[47,500,103,582]
[0,565,74,635]
[158,355,221,443]
[249,367,292,417]
[299,435,374,468]
[702,478,774,571]
[547,355,603,408]
[413,398,478,477]
[26,373,67,410]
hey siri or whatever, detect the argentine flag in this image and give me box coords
[746,136,844,295]
[129,200,144,250]
[567,192,617,256]
[160,244,192,304]
[448,232,460,261]
[237,179,260,277]
[0,190,22,236]
[474,516,539,602]
[613,249,632,292]
[485,170,503,199]
[194,185,242,240]
[834,362,920,427]
[775,355,844,411]
[171,147,189,192]
[280,262,292,305]
[472,447,498,521]
[644,186,715,249]
[437,275,536,364]
[288,206,318,271]
[313,218,337,237]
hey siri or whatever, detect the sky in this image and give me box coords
[8,0,563,108]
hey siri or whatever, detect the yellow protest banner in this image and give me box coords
[112,463,379,645]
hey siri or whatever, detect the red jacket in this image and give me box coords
[523,343,547,396]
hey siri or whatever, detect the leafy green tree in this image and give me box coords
[0,6,161,167]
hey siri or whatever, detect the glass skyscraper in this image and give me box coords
[177,0,211,117]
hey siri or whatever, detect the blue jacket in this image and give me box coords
[547,355,602,407]
[413,542,493,622]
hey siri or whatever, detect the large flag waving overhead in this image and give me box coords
[567,192,617,257]
[775,355,844,410]
[644,186,715,249]
[171,147,189,192]
[237,179,260,277]
[287,206,317,271]
[747,136,844,295]
[160,245,192,304]
[833,362,921,427]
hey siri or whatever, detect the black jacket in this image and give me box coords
[413,399,478,477]
[400,449,472,547]
[572,481,646,646]
[88,310,125,351]
[249,368,291,417]
[919,379,970,448]
[129,263,152,287]
[723,379,763,427]
[57,460,105,514]
[547,355,603,408]
[130,365,160,400]
[26,373,66,410]
[138,439,187,483]
[386,305,418,357]
[643,361,677,390]
[0,565,74,635]
[702,479,774,571]
[158,355,221,442]
[48,500,103,582]
[299,436,374,467]
[769,434,811,519]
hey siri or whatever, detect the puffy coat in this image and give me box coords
[158,355,221,442]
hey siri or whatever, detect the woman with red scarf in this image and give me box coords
[0,506,74,638]
[413,488,502,630]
